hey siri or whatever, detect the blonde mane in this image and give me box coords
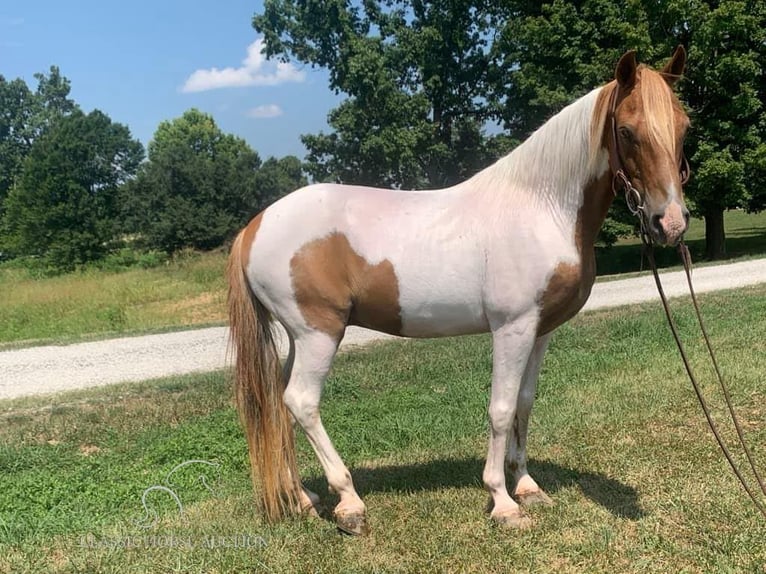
[466,86,610,222]
[637,65,681,157]
[469,63,682,216]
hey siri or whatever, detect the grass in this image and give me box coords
[1,285,765,572]
[0,250,227,347]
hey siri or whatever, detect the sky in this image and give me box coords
[0,0,343,160]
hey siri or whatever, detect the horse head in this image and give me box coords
[610,46,691,246]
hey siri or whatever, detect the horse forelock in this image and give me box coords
[637,66,683,157]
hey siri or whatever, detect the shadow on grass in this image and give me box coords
[305,456,643,521]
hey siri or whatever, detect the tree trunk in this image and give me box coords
[704,207,726,260]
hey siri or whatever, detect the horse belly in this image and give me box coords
[391,255,489,338]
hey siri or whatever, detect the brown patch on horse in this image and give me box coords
[239,212,263,269]
[290,232,402,338]
[538,171,614,336]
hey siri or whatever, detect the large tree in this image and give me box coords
[497,0,766,258]
[123,109,296,253]
[3,110,143,270]
[672,0,766,258]
[0,66,77,209]
[254,0,508,188]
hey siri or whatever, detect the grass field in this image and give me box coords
[0,250,227,347]
[1,285,765,573]
[1,210,765,347]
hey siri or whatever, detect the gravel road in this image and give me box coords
[2,258,765,400]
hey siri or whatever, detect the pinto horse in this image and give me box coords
[228,48,691,534]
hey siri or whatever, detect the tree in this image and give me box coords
[670,0,766,259]
[253,155,308,206]
[496,0,658,138]
[254,0,507,188]
[497,0,766,258]
[123,109,266,253]
[3,110,143,271]
[0,67,78,209]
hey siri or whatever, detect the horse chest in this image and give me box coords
[537,256,595,335]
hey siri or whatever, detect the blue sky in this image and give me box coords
[0,1,342,160]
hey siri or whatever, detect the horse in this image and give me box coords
[227,47,691,535]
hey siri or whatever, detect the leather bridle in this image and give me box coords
[607,81,766,521]
[607,83,691,229]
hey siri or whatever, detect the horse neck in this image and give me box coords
[576,171,616,255]
[468,86,615,249]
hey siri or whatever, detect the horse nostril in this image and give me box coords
[683,209,691,226]
[651,214,662,233]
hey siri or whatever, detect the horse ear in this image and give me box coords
[615,50,637,88]
[661,45,686,85]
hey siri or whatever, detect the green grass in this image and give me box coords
[2,285,765,573]
[0,250,227,347]
[596,209,766,275]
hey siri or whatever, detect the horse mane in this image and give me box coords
[467,64,679,211]
[467,86,610,215]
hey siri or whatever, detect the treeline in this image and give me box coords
[255,0,766,259]
[2,1,764,274]
[0,69,305,272]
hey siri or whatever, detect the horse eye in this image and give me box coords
[619,126,637,145]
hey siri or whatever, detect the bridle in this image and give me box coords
[607,82,691,231]
[607,81,766,521]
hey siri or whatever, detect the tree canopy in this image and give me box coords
[0,66,77,208]
[123,109,305,253]
[254,0,510,188]
[1,2,763,269]
[3,109,144,270]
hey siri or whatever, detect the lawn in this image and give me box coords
[1,285,764,573]
[596,209,766,275]
[0,250,227,347]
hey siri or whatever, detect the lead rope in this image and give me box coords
[641,233,766,520]
[677,242,766,497]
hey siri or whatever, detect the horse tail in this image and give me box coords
[227,227,301,521]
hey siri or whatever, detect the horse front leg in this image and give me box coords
[508,333,555,507]
[483,317,538,529]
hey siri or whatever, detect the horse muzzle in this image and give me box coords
[648,200,690,246]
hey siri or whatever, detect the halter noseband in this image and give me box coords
[607,83,691,224]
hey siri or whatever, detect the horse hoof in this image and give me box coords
[516,489,554,507]
[335,511,370,536]
[491,508,533,530]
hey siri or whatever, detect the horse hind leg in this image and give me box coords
[508,333,554,507]
[280,331,322,517]
[283,329,369,535]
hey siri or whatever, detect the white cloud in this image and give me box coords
[181,39,305,93]
[246,104,283,119]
